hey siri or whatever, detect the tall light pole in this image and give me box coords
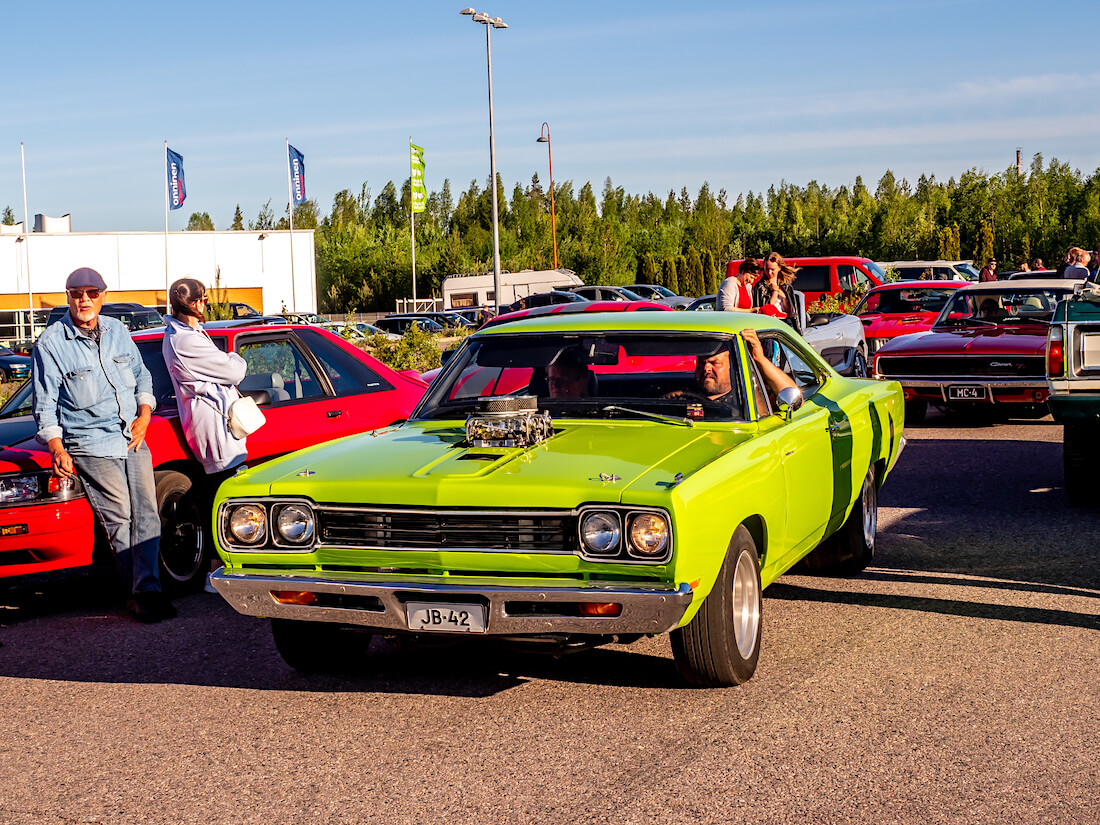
[536,122,558,271]
[460,7,507,312]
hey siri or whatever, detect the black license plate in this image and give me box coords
[947,385,986,400]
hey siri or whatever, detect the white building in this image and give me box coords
[0,226,316,341]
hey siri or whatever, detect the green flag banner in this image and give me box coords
[410,142,426,214]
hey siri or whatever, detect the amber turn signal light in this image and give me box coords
[580,602,622,617]
[271,590,319,606]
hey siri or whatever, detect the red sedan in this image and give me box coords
[873,279,1083,422]
[853,280,965,355]
[0,323,427,587]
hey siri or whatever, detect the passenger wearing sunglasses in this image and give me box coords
[31,267,175,622]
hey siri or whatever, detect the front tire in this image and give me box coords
[155,470,207,591]
[851,348,868,378]
[272,619,373,673]
[670,525,762,687]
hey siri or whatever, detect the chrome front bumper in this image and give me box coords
[210,569,694,636]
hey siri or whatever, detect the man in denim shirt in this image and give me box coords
[32,268,175,622]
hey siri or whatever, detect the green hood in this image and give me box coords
[227,420,751,509]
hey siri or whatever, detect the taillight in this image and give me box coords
[1047,325,1064,377]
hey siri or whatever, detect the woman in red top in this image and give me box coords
[717,258,762,311]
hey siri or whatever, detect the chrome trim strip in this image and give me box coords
[210,569,694,635]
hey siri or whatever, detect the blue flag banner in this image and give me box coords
[166,147,186,211]
[288,144,306,203]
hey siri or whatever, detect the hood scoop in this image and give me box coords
[465,395,553,449]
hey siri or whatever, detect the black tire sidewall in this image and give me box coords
[155,470,207,589]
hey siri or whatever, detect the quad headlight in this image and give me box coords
[627,513,670,557]
[275,504,315,544]
[227,504,267,545]
[577,507,672,562]
[580,511,621,554]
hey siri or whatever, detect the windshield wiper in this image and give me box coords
[601,405,694,427]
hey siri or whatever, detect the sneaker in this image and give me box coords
[126,590,177,623]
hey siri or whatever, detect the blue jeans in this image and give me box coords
[74,444,162,595]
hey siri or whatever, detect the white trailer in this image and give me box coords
[442,269,582,310]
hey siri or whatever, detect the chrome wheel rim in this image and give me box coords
[731,549,761,659]
[861,472,877,549]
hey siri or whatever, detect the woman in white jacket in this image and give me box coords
[162,278,249,589]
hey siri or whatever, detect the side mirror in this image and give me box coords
[776,386,803,421]
[440,349,456,366]
[809,313,831,327]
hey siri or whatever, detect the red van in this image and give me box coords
[725,256,887,306]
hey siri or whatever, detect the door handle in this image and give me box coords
[326,410,344,419]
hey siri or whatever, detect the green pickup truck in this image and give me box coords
[1046,281,1100,504]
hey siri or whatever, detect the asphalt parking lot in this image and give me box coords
[0,409,1097,824]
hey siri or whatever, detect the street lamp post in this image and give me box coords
[460,7,507,312]
[537,122,558,271]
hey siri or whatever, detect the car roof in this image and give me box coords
[482,300,671,328]
[881,260,972,267]
[132,321,314,341]
[867,280,965,290]
[477,307,789,336]
[956,278,1085,292]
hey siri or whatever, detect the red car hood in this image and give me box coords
[0,440,52,473]
[860,312,938,338]
[876,325,1049,357]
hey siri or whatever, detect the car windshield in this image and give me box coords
[956,263,980,279]
[856,287,959,316]
[934,288,1071,327]
[863,261,888,281]
[413,331,747,422]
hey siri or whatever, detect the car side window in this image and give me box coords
[746,358,773,419]
[236,337,324,404]
[758,333,822,400]
[137,339,178,409]
[294,329,395,397]
[792,265,830,293]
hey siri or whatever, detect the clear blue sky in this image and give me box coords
[2,0,1096,232]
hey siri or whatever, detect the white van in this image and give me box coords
[442,269,583,310]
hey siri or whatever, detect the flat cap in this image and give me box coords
[65,267,108,291]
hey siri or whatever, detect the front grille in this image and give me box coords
[318,507,577,553]
[876,355,1045,378]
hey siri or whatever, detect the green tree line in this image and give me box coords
[186,153,1100,312]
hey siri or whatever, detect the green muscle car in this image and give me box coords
[210,312,906,687]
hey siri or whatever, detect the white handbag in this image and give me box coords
[227,395,266,439]
[192,388,267,439]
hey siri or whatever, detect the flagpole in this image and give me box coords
[410,138,417,307]
[285,138,297,313]
[20,143,33,339]
[163,141,169,307]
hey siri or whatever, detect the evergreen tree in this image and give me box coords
[231,204,244,230]
[1,206,15,225]
[186,212,214,231]
[662,257,679,294]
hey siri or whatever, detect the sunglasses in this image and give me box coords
[67,288,103,300]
